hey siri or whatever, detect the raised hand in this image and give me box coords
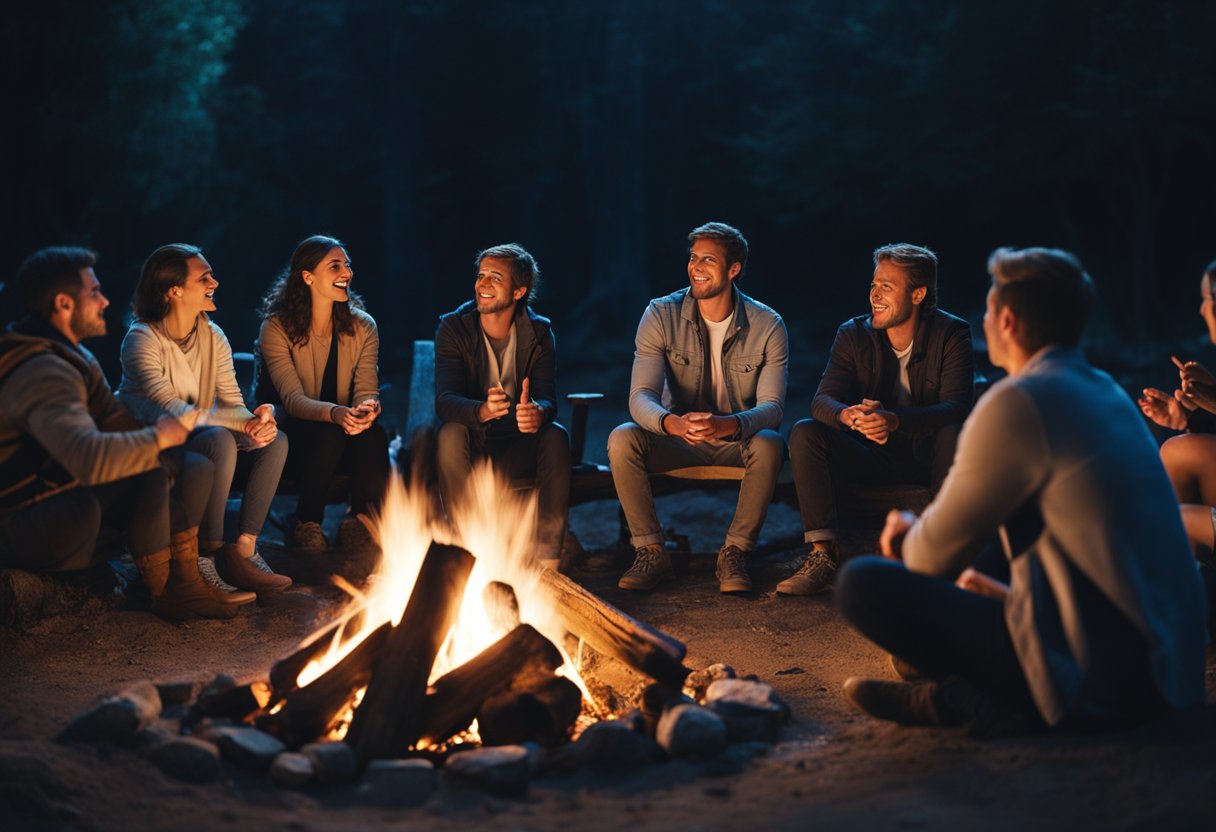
[478,385,511,423]
[879,509,917,560]
[1138,387,1189,431]
[516,378,542,434]
[1175,356,1216,414]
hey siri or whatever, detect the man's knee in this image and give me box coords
[789,418,832,460]
[607,422,647,467]
[835,555,900,622]
[436,422,473,471]
[537,422,571,464]
[743,429,784,474]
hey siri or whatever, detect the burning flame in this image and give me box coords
[293,461,595,736]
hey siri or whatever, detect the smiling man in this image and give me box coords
[434,243,571,566]
[778,243,974,596]
[608,222,788,593]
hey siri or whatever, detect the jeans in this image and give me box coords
[187,426,287,542]
[436,421,572,557]
[607,422,783,551]
[789,418,960,542]
[281,418,390,523]
[0,450,212,570]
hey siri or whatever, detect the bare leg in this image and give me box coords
[1159,434,1216,503]
[1180,504,1215,563]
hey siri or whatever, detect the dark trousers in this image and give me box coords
[281,418,390,523]
[436,421,572,557]
[789,418,960,538]
[0,451,213,570]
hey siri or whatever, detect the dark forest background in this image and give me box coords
[4,0,1215,410]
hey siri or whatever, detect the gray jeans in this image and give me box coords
[607,422,784,551]
[187,427,288,543]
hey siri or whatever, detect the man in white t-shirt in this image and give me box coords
[608,222,788,593]
[779,244,975,596]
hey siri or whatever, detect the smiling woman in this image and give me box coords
[117,244,292,600]
[256,235,390,567]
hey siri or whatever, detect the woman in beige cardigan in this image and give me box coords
[118,244,292,598]
[257,235,389,561]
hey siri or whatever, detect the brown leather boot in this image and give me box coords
[152,529,249,620]
[134,548,171,598]
[219,542,292,594]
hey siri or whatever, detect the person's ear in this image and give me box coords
[513,284,527,302]
[302,270,314,286]
[53,292,74,314]
[912,286,927,306]
[728,262,742,281]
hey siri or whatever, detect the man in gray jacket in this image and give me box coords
[836,247,1207,730]
[608,222,788,593]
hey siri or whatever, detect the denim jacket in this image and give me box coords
[628,286,787,440]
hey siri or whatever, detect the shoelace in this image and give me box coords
[719,548,746,576]
[797,550,833,575]
[631,548,664,574]
[198,556,240,593]
[249,552,275,574]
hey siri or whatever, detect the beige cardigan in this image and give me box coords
[257,308,380,422]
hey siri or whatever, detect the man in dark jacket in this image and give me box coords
[434,244,571,564]
[779,243,974,595]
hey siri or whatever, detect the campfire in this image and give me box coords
[59,462,791,798]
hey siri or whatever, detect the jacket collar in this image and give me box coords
[679,284,750,331]
[7,316,82,354]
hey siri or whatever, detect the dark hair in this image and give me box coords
[987,247,1094,351]
[13,246,97,319]
[132,243,204,322]
[873,243,939,314]
[1205,259,1216,280]
[688,222,748,277]
[475,243,541,305]
[260,235,365,346]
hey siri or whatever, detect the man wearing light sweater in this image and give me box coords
[836,247,1207,730]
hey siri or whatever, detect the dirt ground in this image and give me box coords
[2,480,1214,832]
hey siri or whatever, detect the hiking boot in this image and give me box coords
[144,529,247,620]
[775,541,838,596]
[292,520,329,555]
[842,677,955,727]
[338,515,379,560]
[715,545,752,593]
[219,543,292,594]
[618,543,674,591]
[198,555,256,603]
[889,653,927,681]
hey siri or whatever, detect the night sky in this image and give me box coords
[6,0,1215,390]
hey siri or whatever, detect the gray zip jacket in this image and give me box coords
[628,286,787,440]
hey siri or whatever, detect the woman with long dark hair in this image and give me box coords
[118,244,292,599]
[257,235,389,563]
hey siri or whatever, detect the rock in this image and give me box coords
[58,681,162,745]
[357,759,435,807]
[572,720,651,773]
[685,663,736,702]
[520,741,547,775]
[617,707,646,734]
[700,741,772,777]
[147,737,221,783]
[640,683,694,737]
[444,745,531,796]
[210,726,286,773]
[269,752,315,787]
[200,674,237,699]
[704,679,790,742]
[301,741,357,784]
[656,704,727,760]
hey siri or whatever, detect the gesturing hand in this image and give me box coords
[879,509,918,560]
[516,378,542,434]
[1138,387,1189,431]
[1175,356,1216,414]
[478,385,511,423]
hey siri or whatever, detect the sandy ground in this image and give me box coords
[1,483,1214,832]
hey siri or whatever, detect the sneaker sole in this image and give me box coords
[719,580,752,594]
[617,573,675,591]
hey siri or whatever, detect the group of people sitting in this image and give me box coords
[0,223,1209,736]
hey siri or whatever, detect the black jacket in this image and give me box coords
[811,308,975,436]
[434,301,558,435]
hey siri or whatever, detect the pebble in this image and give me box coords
[269,752,315,787]
[209,726,286,773]
[572,720,651,772]
[147,737,221,783]
[300,741,357,784]
[444,745,531,796]
[685,663,736,702]
[704,679,790,742]
[357,758,436,807]
[656,704,727,760]
[58,681,162,745]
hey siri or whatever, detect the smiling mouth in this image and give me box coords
[334,281,349,290]
[205,292,215,300]
[478,292,495,299]
[872,304,888,313]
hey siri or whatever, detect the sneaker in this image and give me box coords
[219,544,292,594]
[292,520,329,555]
[618,543,674,591]
[197,556,257,604]
[775,541,838,596]
[842,677,953,727]
[715,545,752,593]
[338,516,380,581]
[889,653,926,681]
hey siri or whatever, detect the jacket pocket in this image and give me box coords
[727,354,764,374]
[668,349,692,366]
